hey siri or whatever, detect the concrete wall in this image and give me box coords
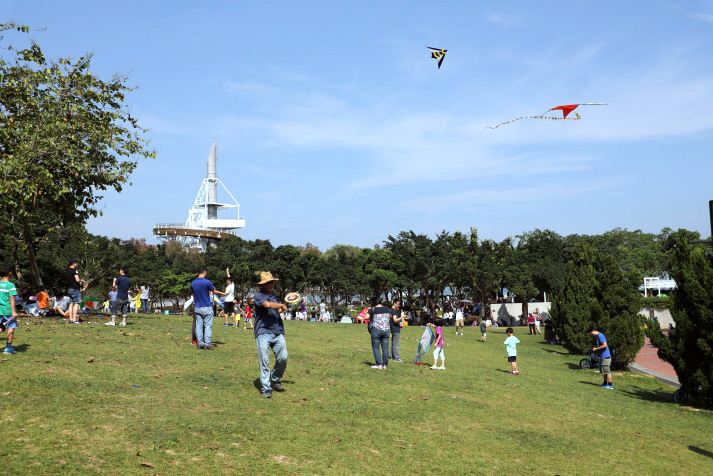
[528,302,551,321]
[489,302,552,325]
[490,302,670,329]
[640,308,674,329]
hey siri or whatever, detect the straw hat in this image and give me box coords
[257,271,279,285]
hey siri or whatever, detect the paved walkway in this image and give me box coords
[629,337,680,387]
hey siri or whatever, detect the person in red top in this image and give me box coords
[244,301,253,329]
[527,313,536,335]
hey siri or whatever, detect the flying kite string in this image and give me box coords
[482,103,607,133]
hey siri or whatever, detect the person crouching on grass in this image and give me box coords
[504,327,520,375]
[0,264,19,354]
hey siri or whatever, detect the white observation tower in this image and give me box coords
[153,143,245,251]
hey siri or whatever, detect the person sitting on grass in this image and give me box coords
[430,320,446,370]
[0,263,19,354]
[36,287,49,317]
[590,326,613,389]
[52,292,70,318]
[504,327,520,375]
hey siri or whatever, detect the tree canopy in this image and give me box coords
[0,22,154,288]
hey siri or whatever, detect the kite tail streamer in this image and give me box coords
[481,112,580,133]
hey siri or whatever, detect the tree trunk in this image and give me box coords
[21,220,43,289]
[11,238,25,290]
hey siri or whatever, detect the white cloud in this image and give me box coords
[691,13,713,23]
[486,13,522,27]
[398,180,616,215]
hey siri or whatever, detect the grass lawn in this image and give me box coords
[1,315,712,475]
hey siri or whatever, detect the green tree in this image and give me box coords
[0,23,154,288]
[551,243,601,352]
[551,243,644,367]
[648,230,713,405]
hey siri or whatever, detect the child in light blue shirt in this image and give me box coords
[504,327,520,375]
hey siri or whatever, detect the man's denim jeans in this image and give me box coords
[371,328,390,366]
[256,333,288,392]
[195,306,213,347]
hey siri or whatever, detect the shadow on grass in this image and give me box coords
[566,363,583,370]
[543,348,570,356]
[689,446,713,460]
[13,343,31,353]
[496,369,514,374]
[579,381,604,387]
[618,385,674,404]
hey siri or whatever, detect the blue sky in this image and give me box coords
[4,1,713,249]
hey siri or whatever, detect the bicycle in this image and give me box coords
[580,352,601,369]
[673,385,703,404]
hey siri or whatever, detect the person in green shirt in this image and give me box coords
[0,263,19,354]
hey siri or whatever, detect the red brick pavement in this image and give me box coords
[634,336,677,379]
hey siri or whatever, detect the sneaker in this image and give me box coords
[105,322,115,326]
[3,346,16,354]
[430,366,439,370]
[371,365,382,369]
[204,345,213,350]
[439,366,446,370]
[197,345,204,350]
[273,381,284,392]
[119,322,126,326]
[393,359,404,363]
[513,371,519,375]
[224,323,230,327]
[191,339,198,346]
[260,389,272,398]
[232,324,237,327]
[600,384,609,388]
[605,385,614,389]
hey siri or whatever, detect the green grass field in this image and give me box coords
[1,315,712,475]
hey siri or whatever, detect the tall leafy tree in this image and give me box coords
[551,242,644,367]
[648,230,713,405]
[0,23,154,287]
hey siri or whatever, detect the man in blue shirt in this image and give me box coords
[107,267,130,326]
[191,267,218,350]
[590,326,613,389]
[253,271,288,398]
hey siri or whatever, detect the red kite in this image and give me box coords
[483,103,607,131]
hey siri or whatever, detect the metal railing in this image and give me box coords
[152,223,239,236]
